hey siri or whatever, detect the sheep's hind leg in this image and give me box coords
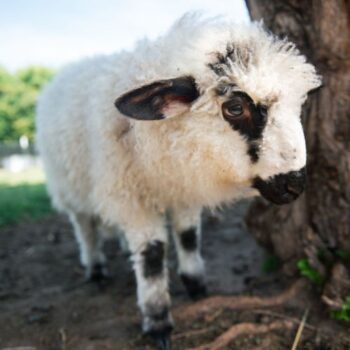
[69,212,108,281]
[171,208,207,299]
[126,218,173,350]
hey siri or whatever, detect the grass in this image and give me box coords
[331,297,350,324]
[297,258,324,285]
[0,167,53,227]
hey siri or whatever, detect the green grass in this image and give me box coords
[331,296,350,324]
[0,167,53,227]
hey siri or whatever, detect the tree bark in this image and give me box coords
[245,0,350,303]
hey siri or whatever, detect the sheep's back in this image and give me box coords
[36,55,128,215]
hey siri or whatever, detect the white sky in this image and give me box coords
[0,0,249,71]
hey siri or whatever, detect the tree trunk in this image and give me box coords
[245,0,350,306]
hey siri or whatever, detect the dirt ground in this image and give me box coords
[0,201,349,350]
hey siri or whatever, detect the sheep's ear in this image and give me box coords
[115,76,200,120]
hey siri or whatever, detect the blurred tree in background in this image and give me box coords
[0,66,54,143]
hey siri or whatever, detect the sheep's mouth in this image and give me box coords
[253,167,306,205]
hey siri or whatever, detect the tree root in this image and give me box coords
[187,320,294,350]
[175,279,305,321]
[173,327,216,340]
[171,280,305,349]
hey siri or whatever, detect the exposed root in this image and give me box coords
[173,327,215,340]
[187,320,294,350]
[175,279,305,321]
[204,308,223,323]
[173,280,304,349]
[321,295,343,309]
[252,309,316,332]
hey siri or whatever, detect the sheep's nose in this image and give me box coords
[285,167,306,197]
[286,183,301,196]
[253,167,306,205]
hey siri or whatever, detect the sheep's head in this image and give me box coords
[115,23,321,205]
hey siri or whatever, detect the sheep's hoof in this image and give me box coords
[143,310,173,350]
[180,273,207,300]
[145,328,172,350]
[86,263,109,282]
[152,332,172,350]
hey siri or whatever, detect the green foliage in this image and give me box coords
[331,297,350,324]
[297,258,324,285]
[0,65,55,143]
[335,249,350,262]
[262,255,281,273]
[17,66,54,90]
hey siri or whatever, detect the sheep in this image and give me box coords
[36,13,321,349]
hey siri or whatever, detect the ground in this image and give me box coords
[0,202,349,350]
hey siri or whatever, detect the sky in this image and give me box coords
[0,0,249,71]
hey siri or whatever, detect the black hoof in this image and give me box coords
[86,263,109,282]
[151,331,172,350]
[143,309,173,350]
[181,273,207,300]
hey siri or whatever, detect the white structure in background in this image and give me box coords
[2,154,41,173]
[19,135,29,149]
[0,135,40,172]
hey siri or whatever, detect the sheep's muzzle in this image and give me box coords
[253,167,306,205]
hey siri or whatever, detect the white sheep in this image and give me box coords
[36,14,321,349]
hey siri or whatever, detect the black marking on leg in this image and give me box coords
[86,263,111,289]
[180,273,207,300]
[180,227,197,251]
[142,240,165,278]
[87,263,109,282]
[143,316,173,336]
[149,307,169,322]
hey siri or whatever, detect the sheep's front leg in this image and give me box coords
[126,220,173,350]
[171,208,207,299]
[69,212,108,280]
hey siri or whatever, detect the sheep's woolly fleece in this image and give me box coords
[36,13,321,231]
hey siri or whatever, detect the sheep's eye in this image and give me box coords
[223,103,243,118]
[258,104,268,118]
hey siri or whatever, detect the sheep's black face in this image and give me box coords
[253,167,306,204]
[221,91,268,162]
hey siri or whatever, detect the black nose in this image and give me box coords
[285,168,306,197]
[253,167,306,205]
